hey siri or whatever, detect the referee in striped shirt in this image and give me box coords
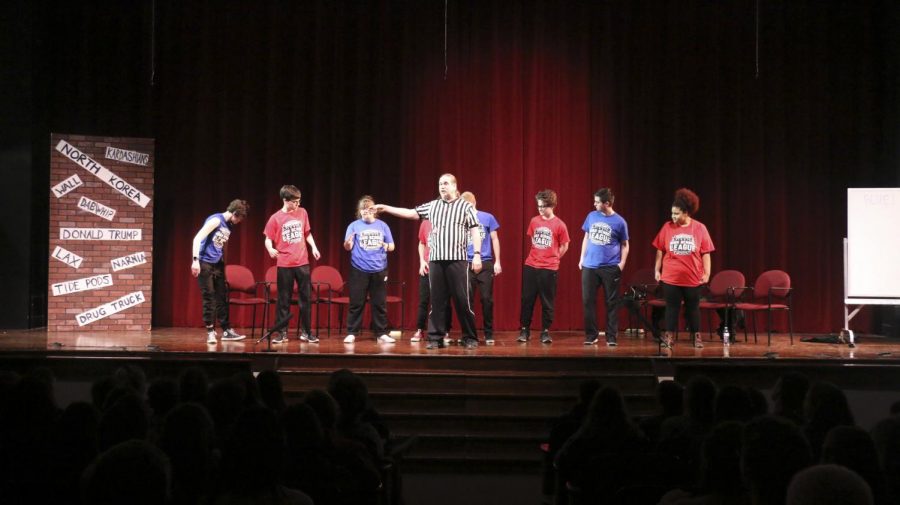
[375,173,483,349]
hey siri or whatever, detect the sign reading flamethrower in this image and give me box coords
[48,134,154,331]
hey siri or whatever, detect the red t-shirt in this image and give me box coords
[264,208,312,267]
[652,219,715,287]
[418,220,433,262]
[525,215,570,270]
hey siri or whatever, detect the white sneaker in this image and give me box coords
[343,334,356,343]
[206,329,217,344]
[378,334,396,343]
[443,333,451,345]
[410,329,423,343]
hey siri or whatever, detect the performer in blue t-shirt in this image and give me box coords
[343,195,396,344]
[460,192,502,344]
[578,188,629,346]
[190,199,249,344]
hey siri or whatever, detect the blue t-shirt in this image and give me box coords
[466,210,499,261]
[199,213,232,263]
[345,219,394,273]
[581,211,629,269]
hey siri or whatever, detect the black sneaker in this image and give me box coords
[271,331,287,344]
[606,339,618,347]
[462,338,478,349]
[540,330,552,344]
[221,328,246,341]
[517,328,530,342]
[426,339,446,349]
[584,337,598,345]
[300,333,319,344]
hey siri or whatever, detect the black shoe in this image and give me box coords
[426,339,446,349]
[540,330,552,344]
[300,333,319,344]
[584,337,598,345]
[272,331,287,344]
[606,339,618,347]
[462,338,478,349]
[517,328,530,342]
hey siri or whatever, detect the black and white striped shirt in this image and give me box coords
[416,198,480,261]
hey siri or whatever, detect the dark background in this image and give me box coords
[3,0,899,334]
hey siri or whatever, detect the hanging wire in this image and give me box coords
[444,0,448,80]
[151,0,156,86]
[755,0,760,79]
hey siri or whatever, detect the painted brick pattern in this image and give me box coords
[48,134,154,331]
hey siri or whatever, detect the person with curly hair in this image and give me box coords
[652,188,715,348]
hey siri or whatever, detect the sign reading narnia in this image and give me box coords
[48,134,154,331]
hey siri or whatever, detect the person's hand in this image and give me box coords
[578,259,583,271]
[267,247,279,259]
[701,271,710,284]
[493,261,502,276]
[312,248,322,260]
[618,262,625,271]
[654,270,661,282]
[372,204,386,214]
[191,261,200,277]
[472,257,483,274]
[344,233,355,248]
[419,261,429,276]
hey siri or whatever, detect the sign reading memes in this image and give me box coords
[48,134,154,331]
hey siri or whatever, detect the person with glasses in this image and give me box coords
[190,199,250,344]
[342,195,396,344]
[264,184,322,344]
[652,188,714,349]
[579,188,629,346]
[518,189,570,344]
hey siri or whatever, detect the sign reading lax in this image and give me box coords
[51,246,84,269]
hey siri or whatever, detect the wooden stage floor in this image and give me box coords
[0,327,892,361]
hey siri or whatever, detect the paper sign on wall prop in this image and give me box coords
[105,146,150,166]
[52,274,113,296]
[60,228,142,241]
[76,291,146,326]
[111,252,148,272]
[52,174,83,198]
[51,246,84,269]
[55,140,151,208]
[77,196,117,221]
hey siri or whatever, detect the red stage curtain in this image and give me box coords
[146,0,899,333]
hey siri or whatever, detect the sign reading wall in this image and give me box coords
[48,134,154,331]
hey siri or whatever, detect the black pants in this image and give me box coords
[276,265,311,334]
[428,260,477,343]
[347,267,388,335]
[581,265,622,339]
[662,283,702,333]
[470,260,495,337]
[197,261,230,329]
[417,274,451,331]
[520,265,558,330]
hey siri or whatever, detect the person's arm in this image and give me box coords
[558,241,570,258]
[306,233,321,260]
[264,237,279,259]
[385,241,395,252]
[373,204,419,220]
[190,217,220,276]
[618,240,630,271]
[418,242,428,276]
[578,234,588,271]
[490,230,502,275]
[654,249,664,281]
[471,227,483,273]
[701,252,711,284]
[343,232,355,251]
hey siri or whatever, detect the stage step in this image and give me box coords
[274,358,660,471]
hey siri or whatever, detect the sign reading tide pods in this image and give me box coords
[76,291,146,326]
[52,174,83,198]
[55,140,151,208]
[51,246,84,269]
[52,274,113,296]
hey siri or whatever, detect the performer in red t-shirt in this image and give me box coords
[263,185,322,344]
[518,189,570,344]
[651,188,715,349]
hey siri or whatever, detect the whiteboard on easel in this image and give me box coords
[847,188,900,300]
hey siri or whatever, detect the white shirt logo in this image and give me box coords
[358,229,385,251]
[212,227,231,250]
[281,220,304,244]
[589,222,612,245]
[669,233,696,255]
[532,227,553,249]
